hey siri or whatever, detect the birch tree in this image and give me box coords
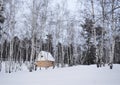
[24,0,49,71]
[109,0,115,69]
[0,0,5,72]
[28,0,40,71]
[8,0,17,73]
[3,0,21,73]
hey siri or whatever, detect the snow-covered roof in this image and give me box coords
[37,51,55,61]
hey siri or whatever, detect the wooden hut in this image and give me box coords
[35,51,55,68]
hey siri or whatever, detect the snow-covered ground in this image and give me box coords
[0,64,120,85]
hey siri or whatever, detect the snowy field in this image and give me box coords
[0,64,120,85]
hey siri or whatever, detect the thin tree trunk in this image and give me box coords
[100,0,105,66]
[10,0,16,73]
[109,0,115,69]
[91,0,97,66]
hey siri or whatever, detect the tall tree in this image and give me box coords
[109,0,115,69]
[0,0,5,72]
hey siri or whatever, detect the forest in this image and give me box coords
[0,0,120,73]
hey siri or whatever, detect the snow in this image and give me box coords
[0,64,120,85]
[37,51,55,61]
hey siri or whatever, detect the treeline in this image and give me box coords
[0,34,120,73]
[0,33,120,64]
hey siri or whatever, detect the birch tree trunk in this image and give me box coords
[30,0,35,63]
[29,0,37,72]
[109,0,115,69]
[8,0,16,73]
[100,0,105,66]
[91,0,97,66]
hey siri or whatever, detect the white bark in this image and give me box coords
[109,0,115,65]
[8,0,16,73]
[30,0,38,62]
[91,0,97,63]
[100,0,105,65]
